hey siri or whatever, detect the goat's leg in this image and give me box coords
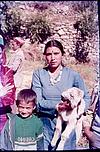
[57,120,76,150]
[51,116,62,147]
[76,117,83,144]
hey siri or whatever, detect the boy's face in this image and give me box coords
[17,101,35,118]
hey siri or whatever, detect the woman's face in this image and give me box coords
[45,46,63,69]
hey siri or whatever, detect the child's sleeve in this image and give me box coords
[0,120,13,150]
[36,119,44,150]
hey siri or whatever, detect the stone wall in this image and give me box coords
[15,1,99,64]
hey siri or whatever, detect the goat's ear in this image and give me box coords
[71,89,84,108]
[78,98,85,116]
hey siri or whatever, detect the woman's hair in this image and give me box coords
[43,40,65,55]
[16,89,37,107]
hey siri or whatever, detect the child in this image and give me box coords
[7,37,25,95]
[0,89,43,150]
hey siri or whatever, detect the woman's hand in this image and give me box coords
[56,101,72,112]
[0,83,14,97]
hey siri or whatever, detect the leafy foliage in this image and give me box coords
[71,1,98,63]
[2,5,51,44]
[34,3,48,11]
[0,1,14,16]
[72,35,89,63]
[27,18,51,43]
[4,8,22,41]
[0,1,15,44]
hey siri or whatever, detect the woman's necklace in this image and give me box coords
[48,66,63,85]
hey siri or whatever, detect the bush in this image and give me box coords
[71,1,98,63]
[5,8,22,40]
[3,6,52,44]
[27,17,51,43]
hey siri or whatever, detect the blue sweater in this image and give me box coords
[31,66,90,115]
[92,95,100,136]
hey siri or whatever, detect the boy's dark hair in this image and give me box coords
[16,89,37,107]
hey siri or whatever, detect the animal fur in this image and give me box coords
[51,87,85,150]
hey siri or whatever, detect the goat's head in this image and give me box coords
[61,87,84,110]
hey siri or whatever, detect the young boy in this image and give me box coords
[0,89,43,150]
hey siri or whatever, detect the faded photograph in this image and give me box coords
[0,1,99,150]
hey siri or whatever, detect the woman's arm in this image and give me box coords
[31,70,57,114]
[74,73,91,111]
[0,82,14,97]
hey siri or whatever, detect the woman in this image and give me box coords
[31,40,90,150]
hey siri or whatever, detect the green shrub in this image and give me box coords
[27,17,51,43]
[71,1,98,63]
[3,6,52,44]
[5,8,22,39]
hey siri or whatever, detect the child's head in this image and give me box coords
[11,37,25,51]
[16,89,37,118]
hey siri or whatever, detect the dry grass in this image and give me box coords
[66,62,96,95]
[21,60,44,89]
